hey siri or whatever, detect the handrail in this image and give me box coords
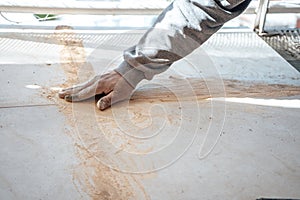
[254,0,300,35]
[0,0,299,15]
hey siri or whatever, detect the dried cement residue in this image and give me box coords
[53,25,95,86]
[43,26,151,200]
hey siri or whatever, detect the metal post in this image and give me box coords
[254,0,270,35]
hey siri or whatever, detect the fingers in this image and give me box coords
[58,71,134,111]
[97,92,113,111]
[96,78,134,111]
[58,75,100,99]
[64,82,100,102]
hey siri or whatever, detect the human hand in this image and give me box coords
[58,71,135,111]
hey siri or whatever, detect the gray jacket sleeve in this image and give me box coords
[114,0,251,88]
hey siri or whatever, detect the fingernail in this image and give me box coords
[98,99,108,111]
[96,100,101,110]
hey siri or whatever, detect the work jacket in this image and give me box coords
[115,0,251,87]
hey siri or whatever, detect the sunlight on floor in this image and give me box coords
[209,97,300,108]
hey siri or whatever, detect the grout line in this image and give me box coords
[0,103,57,109]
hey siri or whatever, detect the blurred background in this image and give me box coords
[0,0,299,69]
[0,0,299,30]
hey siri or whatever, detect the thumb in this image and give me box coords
[97,76,135,111]
[97,92,113,111]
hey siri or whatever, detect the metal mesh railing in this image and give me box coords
[260,29,300,71]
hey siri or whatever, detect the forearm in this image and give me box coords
[115,0,251,87]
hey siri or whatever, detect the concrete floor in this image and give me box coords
[0,28,300,200]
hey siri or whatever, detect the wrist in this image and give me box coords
[114,61,146,88]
